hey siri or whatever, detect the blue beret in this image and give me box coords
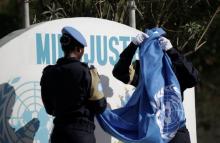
[62,26,87,47]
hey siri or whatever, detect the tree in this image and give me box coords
[31,0,220,55]
[41,2,66,20]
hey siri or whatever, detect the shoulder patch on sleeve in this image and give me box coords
[89,68,105,101]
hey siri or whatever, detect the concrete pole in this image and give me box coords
[128,0,136,28]
[24,0,30,28]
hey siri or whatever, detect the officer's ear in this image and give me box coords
[76,47,84,53]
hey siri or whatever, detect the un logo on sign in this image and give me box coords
[0,77,53,143]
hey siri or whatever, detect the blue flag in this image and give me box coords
[97,28,185,143]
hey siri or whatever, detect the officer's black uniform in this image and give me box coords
[41,57,107,143]
[112,42,199,143]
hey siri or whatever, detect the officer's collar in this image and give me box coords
[56,57,79,65]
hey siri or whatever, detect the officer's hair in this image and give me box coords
[60,33,84,52]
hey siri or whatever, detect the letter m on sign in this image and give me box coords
[36,33,50,64]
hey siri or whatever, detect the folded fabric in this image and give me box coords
[97,28,185,143]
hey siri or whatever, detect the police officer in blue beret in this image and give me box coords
[40,26,107,143]
[113,34,199,143]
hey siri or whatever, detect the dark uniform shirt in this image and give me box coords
[40,57,106,126]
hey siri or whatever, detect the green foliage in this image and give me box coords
[135,0,220,55]
[30,0,129,23]
[30,0,220,56]
[184,22,203,39]
[42,2,66,20]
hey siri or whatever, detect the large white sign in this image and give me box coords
[0,17,196,143]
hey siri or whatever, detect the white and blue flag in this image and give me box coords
[97,28,185,143]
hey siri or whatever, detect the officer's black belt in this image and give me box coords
[53,117,95,133]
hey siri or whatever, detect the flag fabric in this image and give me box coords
[97,28,186,143]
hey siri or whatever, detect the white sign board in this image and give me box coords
[0,17,197,143]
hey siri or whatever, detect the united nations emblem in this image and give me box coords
[0,77,53,143]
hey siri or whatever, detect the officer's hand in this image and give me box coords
[132,33,149,46]
[159,37,173,51]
